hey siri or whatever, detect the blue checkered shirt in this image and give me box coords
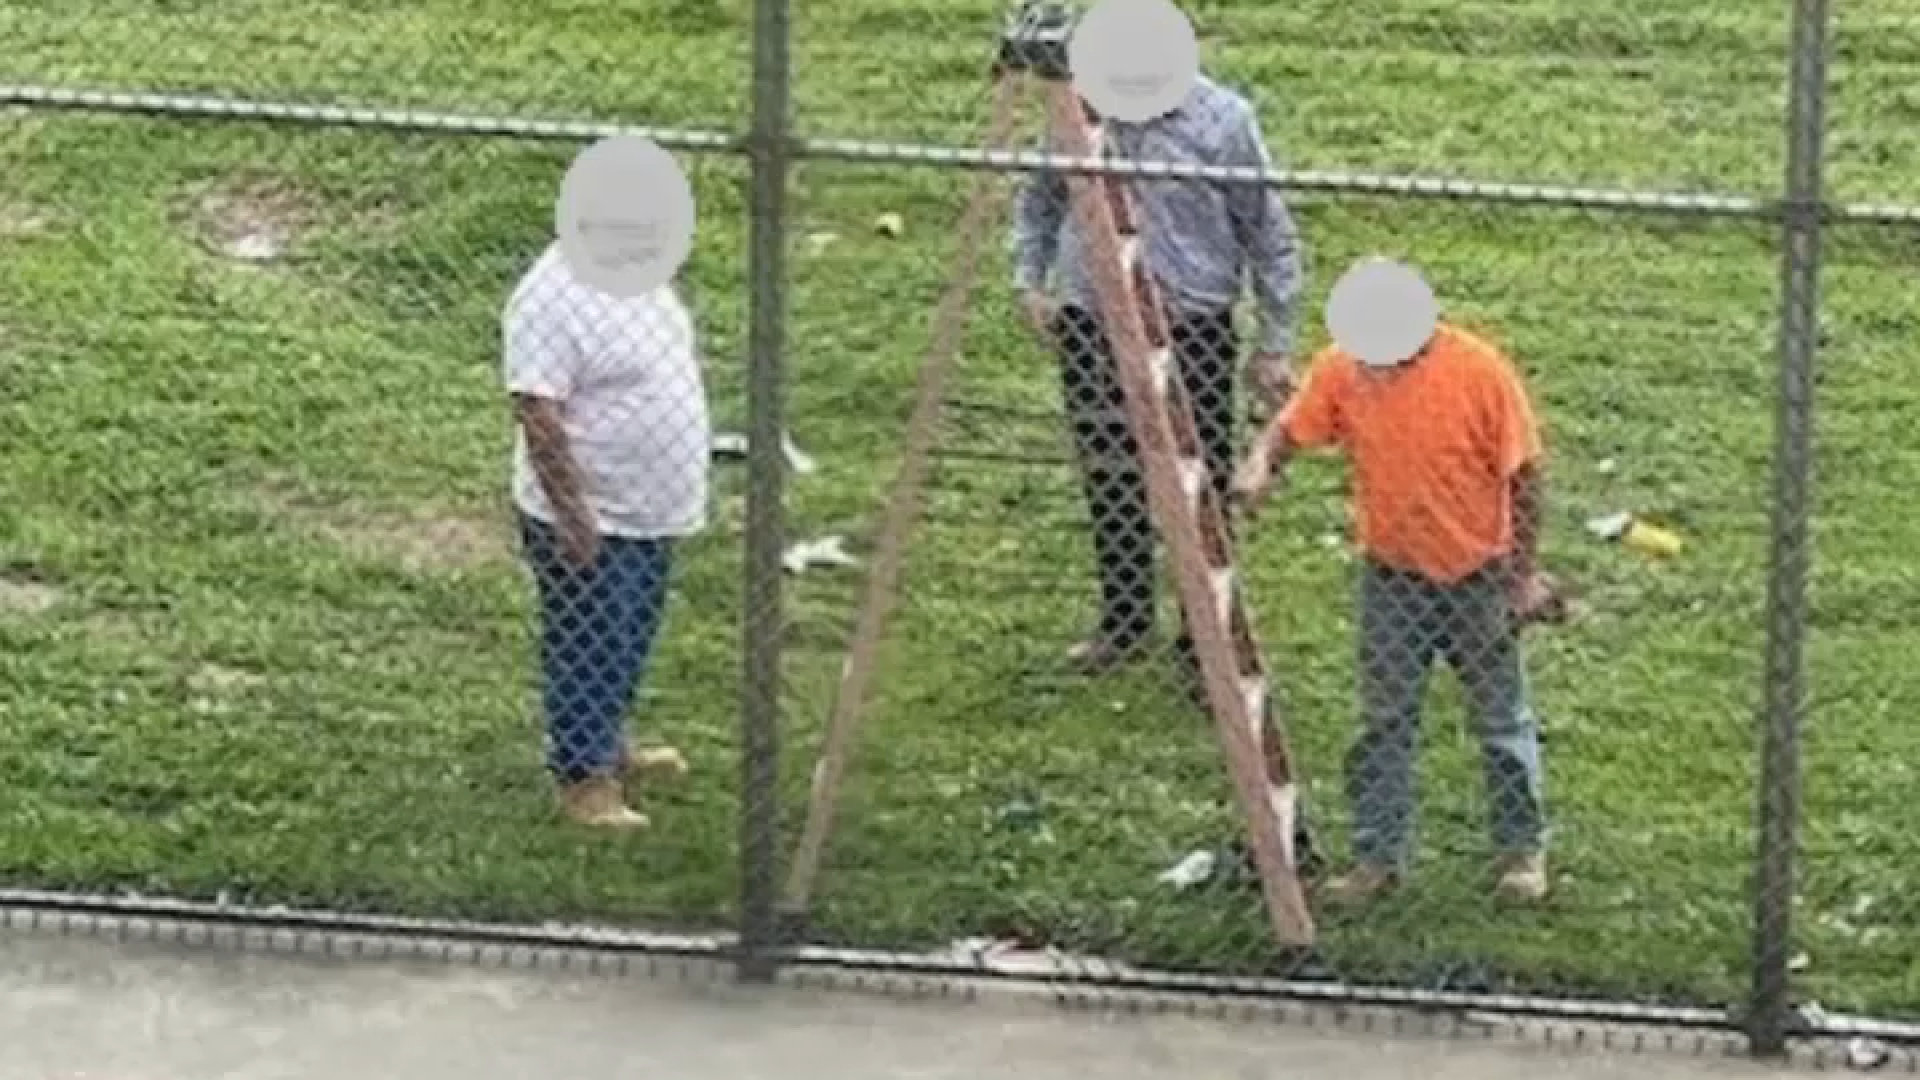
[1011,75,1304,357]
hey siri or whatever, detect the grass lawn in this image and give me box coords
[4,0,1920,1018]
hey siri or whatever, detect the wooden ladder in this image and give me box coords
[1004,1,1315,949]
[779,1,1315,956]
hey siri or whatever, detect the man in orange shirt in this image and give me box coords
[1231,257,1557,904]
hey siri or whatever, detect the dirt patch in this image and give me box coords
[187,663,268,695]
[0,202,53,239]
[254,477,511,573]
[189,175,318,264]
[714,491,748,536]
[375,513,512,573]
[79,609,158,646]
[0,576,63,615]
[183,663,270,716]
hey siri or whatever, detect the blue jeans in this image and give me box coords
[1348,559,1549,870]
[519,513,676,785]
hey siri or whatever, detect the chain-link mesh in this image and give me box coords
[760,4,1884,1044]
[1789,0,1920,1040]
[8,0,1920,1060]
[1795,257,1920,1015]
[503,244,709,830]
[1,1,746,129]
[1824,1,1920,211]
[786,109,1786,1004]
[0,105,750,929]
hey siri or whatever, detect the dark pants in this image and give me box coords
[1053,304,1238,655]
[520,513,676,785]
[1052,307,1321,873]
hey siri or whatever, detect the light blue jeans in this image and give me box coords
[1347,559,1549,870]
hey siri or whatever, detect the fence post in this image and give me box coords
[738,0,794,984]
[1747,0,1829,1055]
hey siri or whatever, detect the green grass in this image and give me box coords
[4,0,1920,1019]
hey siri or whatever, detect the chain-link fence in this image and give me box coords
[1788,0,1920,1051]
[2,0,1913,1064]
[1,102,757,930]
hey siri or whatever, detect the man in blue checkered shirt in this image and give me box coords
[1012,71,1306,685]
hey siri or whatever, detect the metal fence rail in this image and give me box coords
[0,0,1908,1066]
[14,82,1920,226]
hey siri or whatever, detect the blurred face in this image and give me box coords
[1357,333,1437,382]
[1327,256,1440,371]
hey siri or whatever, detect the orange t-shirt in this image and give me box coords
[1277,323,1543,584]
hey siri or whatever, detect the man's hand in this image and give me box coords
[1019,288,1058,341]
[556,505,602,571]
[1510,568,1566,625]
[1229,440,1280,517]
[1246,351,1296,422]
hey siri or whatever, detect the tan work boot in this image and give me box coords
[559,775,649,829]
[1320,863,1400,905]
[619,743,689,778]
[1494,852,1549,902]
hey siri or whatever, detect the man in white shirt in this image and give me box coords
[502,243,710,828]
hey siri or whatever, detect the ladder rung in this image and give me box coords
[1178,456,1206,500]
[1241,674,1267,729]
[1147,346,1173,394]
[1267,781,1298,864]
[1210,564,1235,621]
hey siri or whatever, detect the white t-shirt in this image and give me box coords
[502,245,711,539]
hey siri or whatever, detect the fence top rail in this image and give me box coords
[793,136,1920,224]
[0,84,745,153]
[8,83,1920,224]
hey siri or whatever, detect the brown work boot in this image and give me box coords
[1065,633,1148,675]
[1493,852,1550,902]
[559,775,650,829]
[618,743,689,778]
[1320,863,1400,906]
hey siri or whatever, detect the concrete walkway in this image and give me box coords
[0,928,1802,1080]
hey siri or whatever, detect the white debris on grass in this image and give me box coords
[782,535,860,575]
[1848,1037,1892,1070]
[782,433,818,475]
[1157,849,1216,889]
[1585,511,1634,542]
[710,431,817,476]
[937,937,1138,979]
[223,228,288,262]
